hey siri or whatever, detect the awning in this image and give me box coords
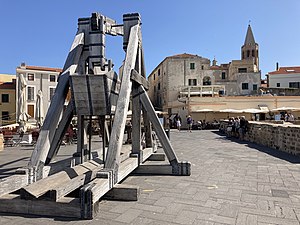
[271,107,300,112]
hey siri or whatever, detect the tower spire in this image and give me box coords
[244,24,256,45]
[241,24,259,69]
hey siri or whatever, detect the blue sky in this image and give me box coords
[0,1,299,78]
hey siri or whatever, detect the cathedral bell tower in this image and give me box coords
[241,24,259,69]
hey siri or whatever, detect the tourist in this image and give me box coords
[239,116,248,140]
[234,117,240,137]
[187,115,193,132]
[288,113,295,122]
[176,118,181,131]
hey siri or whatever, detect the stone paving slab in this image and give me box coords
[1,130,300,224]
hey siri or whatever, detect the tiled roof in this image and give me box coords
[0,81,16,89]
[268,66,300,75]
[20,65,62,73]
[210,65,222,70]
[167,53,202,59]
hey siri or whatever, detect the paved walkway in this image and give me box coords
[1,130,300,224]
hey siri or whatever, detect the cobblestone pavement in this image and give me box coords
[1,130,300,225]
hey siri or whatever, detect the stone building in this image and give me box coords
[16,63,62,125]
[148,25,261,113]
[267,66,300,88]
[0,74,16,126]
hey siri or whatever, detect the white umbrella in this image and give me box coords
[219,109,243,113]
[18,73,30,122]
[35,90,44,126]
[242,108,268,113]
[17,73,31,133]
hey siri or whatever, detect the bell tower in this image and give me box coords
[241,24,259,69]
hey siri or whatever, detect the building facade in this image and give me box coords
[16,63,62,125]
[267,66,300,88]
[148,25,261,113]
[0,75,16,126]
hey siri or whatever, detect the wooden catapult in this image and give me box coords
[0,12,191,219]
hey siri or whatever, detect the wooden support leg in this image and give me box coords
[139,86,191,176]
[131,82,142,163]
[105,24,140,183]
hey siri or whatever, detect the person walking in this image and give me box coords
[187,115,193,132]
[176,118,181,131]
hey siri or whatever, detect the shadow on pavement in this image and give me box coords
[213,130,300,164]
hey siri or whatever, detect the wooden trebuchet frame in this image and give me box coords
[0,12,191,219]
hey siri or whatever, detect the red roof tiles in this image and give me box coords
[268,66,300,75]
[21,65,62,73]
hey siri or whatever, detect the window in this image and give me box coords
[157,83,160,90]
[27,86,34,100]
[247,50,250,57]
[2,111,9,121]
[1,94,9,103]
[201,65,204,70]
[238,68,247,73]
[253,84,258,90]
[50,87,55,101]
[277,83,280,87]
[221,72,226,80]
[154,74,155,80]
[242,83,249,90]
[190,63,195,70]
[289,82,300,88]
[50,75,56,82]
[188,79,197,86]
[27,73,34,81]
[158,69,161,76]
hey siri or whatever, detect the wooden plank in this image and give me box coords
[103,184,139,201]
[117,157,138,182]
[48,164,103,201]
[20,160,102,200]
[0,174,28,197]
[105,24,140,175]
[130,69,149,90]
[0,194,81,218]
[139,85,179,165]
[133,164,173,175]
[81,178,110,219]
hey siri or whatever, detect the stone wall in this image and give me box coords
[220,121,300,155]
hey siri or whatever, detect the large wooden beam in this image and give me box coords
[0,194,81,218]
[130,69,149,90]
[29,32,84,180]
[0,174,28,197]
[20,160,102,200]
[104,24,139,179]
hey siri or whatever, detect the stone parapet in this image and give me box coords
[220,120,300,155]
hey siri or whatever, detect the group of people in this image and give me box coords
[173,114,193,132]
[284,112,295,122]
[226,116,249,140]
